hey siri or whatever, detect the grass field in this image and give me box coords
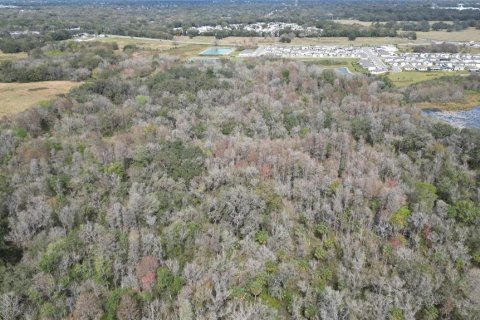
[96,36,174,51]
[335,19,373,26]
[300,58,367,73]
[387,71,469,88]
[0,51,28,61]
[94,36,215,59]
[166,44,212,59]
[174,35,411,47]
[0,81,80,117]
[335,20,455,26]
[416,28,480,42]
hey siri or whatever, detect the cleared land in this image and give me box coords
[416,28,480,42]
[0,51,28,61]
[335,19,374,26]
[96,36,174,51]
[336,20,455,26]
[94,36,213,59]
[387,71,469,88]
[0,81,80,117]
[166,44,212,59]
[300,58,367,73]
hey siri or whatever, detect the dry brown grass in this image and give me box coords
[0,51,28,61]
[163,44,212,59]
[416,28,480,42]
[0,81,80,117]
[95,36,174,51]
[95,36,214,59]
[334,19,373,26]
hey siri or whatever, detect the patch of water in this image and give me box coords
[423,107,480,129]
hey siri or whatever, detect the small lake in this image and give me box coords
[200,47,234,56]
[336,67,351,74]
[423,107,480,129]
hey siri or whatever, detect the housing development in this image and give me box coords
[240,44,480,74]
[181,22,322,36]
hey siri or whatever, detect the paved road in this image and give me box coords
[363,48,389,72]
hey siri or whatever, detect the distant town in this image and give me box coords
[178,22,323,37]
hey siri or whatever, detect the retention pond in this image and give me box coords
[423,107,480,129]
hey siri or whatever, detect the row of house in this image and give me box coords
[243,45,390,74]
[384,52,480,72]
[248,45,363,58]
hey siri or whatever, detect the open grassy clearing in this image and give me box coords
[334,19,374,26]
[387,71,469,88]
[173,36,257,47]
[0,81,80,117]
[94,36,215,59]
[165,44,212,59]
[174,35,411,47]
[335,20,455,26]
[94,36,174,51]
[0,51,28,61]
[416,28,480,42]
[300,58,367,73]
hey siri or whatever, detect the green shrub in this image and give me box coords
[39,302,57,318]
[221,121,236,135]
[282,69,290,83]
[255,230,269,245]
[389,307,404,320]
[315,222,329,237]
[448,199,480,224]
[421,305,439,320]
[390,207,411,229]
[156,141,205,183]
[104,162,125,179]
[256,182,282,213]
[313,246,326,260]
[135,95,150,106]
[12,128,27,138]
[304,304,318,319]
[265,260,278,274]
[472,251,480,265]
[94,255,112,285]
[412,182,437,212]
[249,279,264,297]
[156,267,185,300]
[39,241,66,273]
[104,289,123,320]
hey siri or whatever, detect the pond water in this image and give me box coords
[336,67,351,74]
[423,107,480,129]
[200,47,234,56]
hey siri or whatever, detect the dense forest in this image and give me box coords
[0,45,479,319]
